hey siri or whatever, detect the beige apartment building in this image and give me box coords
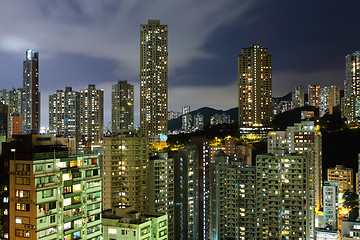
[328,165,353,194]
[102,130,149,211]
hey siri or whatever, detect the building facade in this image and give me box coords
[112,80,134,133]
[102,207,168,240]
[327,165,353,194]
[323,181,339,230]
[171,143,199,240]
[80,84,104,145]
[293,86,305,108]
[319,86,341,117]
[102,130,149,211]
[268,121,322,211]
[182,106,192,131]
[191,137,210,240]
[238,44,272,127]
[49,87,80,138]
[319,86,330,117]
[256,154,315,239]
[3,135,102,240]
[345,51,360,98]
[193,113,204,130]
[330,85,341,108]
[308,84,321,108]
[148,152,174,239]
[22,49,40,134]
[210,152,256,240]
[140,20,168,142]
[0,88,23,116]
[343,51,360,123]
[210,113,231,126]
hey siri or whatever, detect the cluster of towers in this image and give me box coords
[1,18,360,240]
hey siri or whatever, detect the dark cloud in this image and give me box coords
[0,0,359,126]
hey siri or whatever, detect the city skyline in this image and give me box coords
[0,1,360,127]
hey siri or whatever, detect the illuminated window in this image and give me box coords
[56,162,67,168]
[62,173,72,181]
[108,228,117,234]
[73,184,81,192]
[64,222,71,230]
[63,198,71,206]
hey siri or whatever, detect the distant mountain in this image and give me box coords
[273,92,293,103]
[272,105,319,130]
[168,107,238,131]
[169,90,346,131]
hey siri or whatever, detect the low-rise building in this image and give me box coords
[328,165,353,194]
[102,207,168,240]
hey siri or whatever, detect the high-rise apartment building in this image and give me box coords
[111,80,134,133]
[171,143,199,240]
[0,88,23,116]
[268,121,322,211]
[0,104,8,153]
[293,86,305,108]
[22,49,40,134]
[0,88,23,137]
[256,154,315,239]
[323,181,339,230]
[191,137,210,240]
[140,20,168,142]
[319,86,331,117]
[0,104,8,137]
[9,113,21,137]
[238,44,272,127]
[345,51,360,98]
[148,152,174,239]
[194,112,204,130]
[210,113,231,126]
[168,111,181,121]
[49,87,80,138]
[80,84,104,145]
[342,51,360,123]
[210,152,256,240]
[102,130,148,211]
[330,85,341,107]
[182,106,192,131]
[319,86,341,117]
[308,84,321,107]
[3,135,102,240]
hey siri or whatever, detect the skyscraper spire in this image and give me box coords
[22,49,40,134]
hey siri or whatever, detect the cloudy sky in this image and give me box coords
[0,0,359,126]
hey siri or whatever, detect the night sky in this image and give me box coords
[0,0,359,126]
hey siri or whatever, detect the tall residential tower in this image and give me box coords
[140,20,168,142]
[345,51,360,98]
[238,44,272,127]
[49,87,80,138]
[342,51,360,122]
[111,80,134,133]
[22,49,40,134]
[80,84,104,145]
